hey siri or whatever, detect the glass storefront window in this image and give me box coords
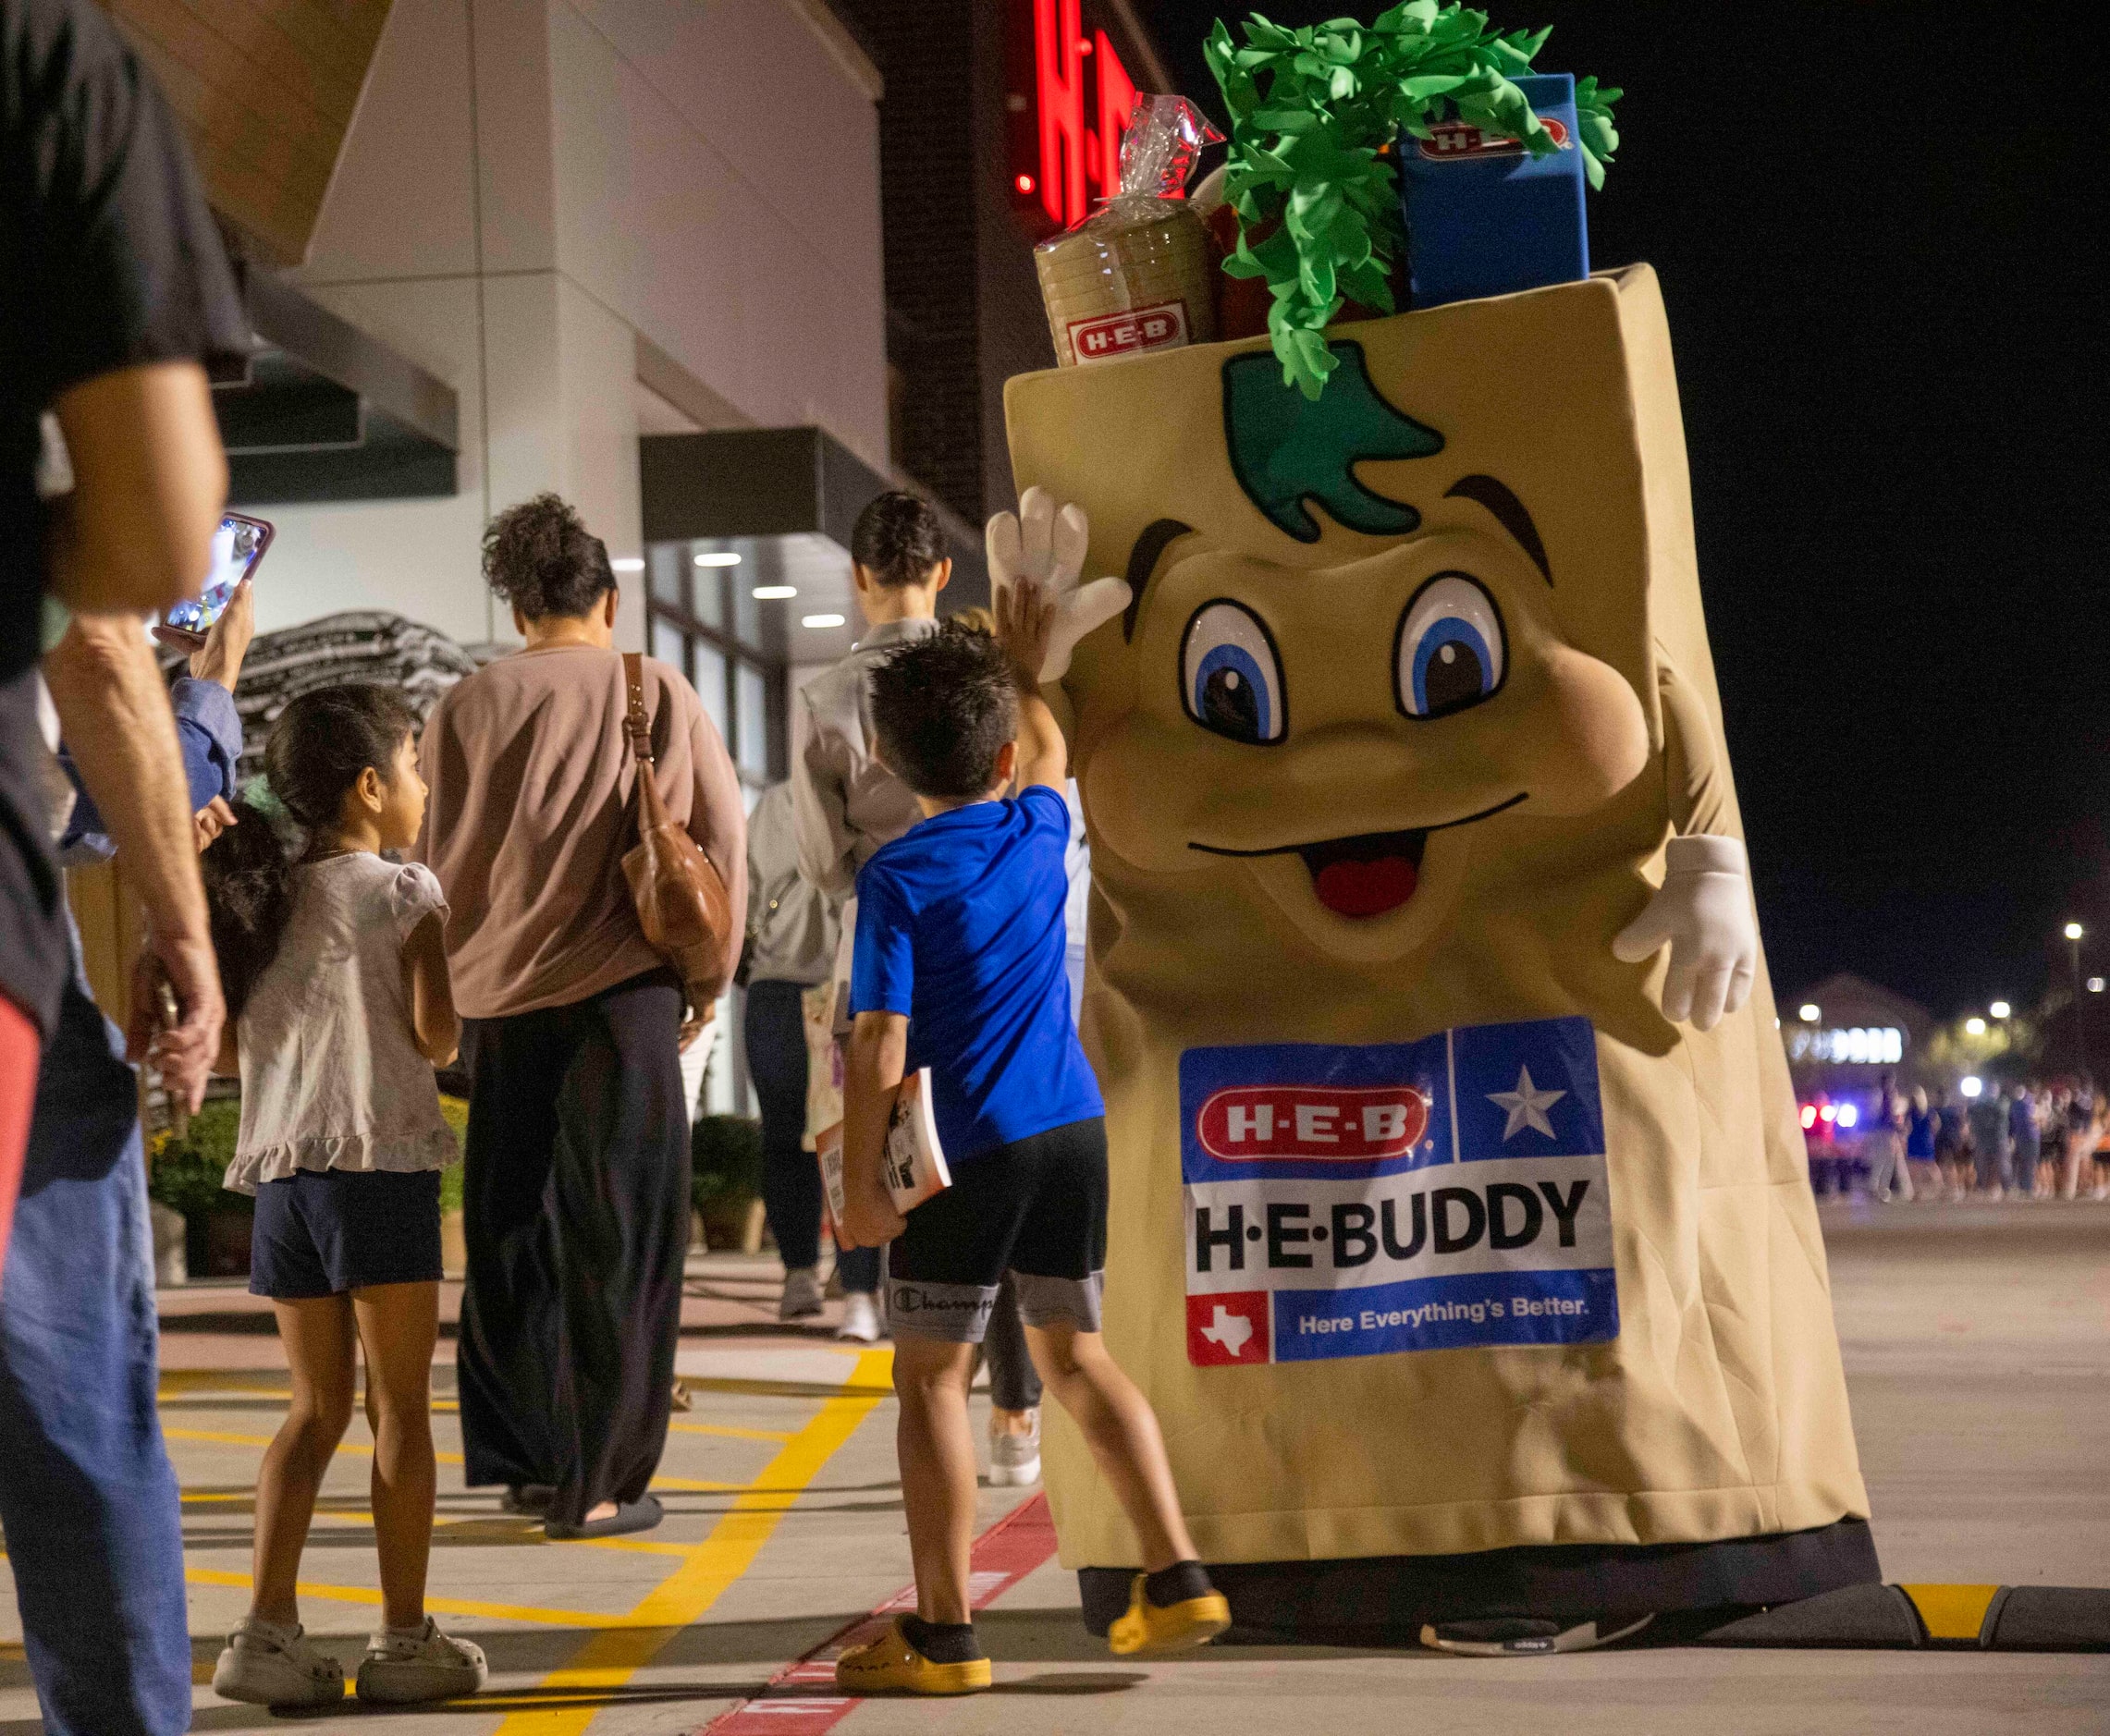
[648,545,686,616]
[736,660,768,779]
[691,558,725,631]
[646,541,783,792]
[650,616,687,679]
[733,578,760,647]
[693,639,729,745]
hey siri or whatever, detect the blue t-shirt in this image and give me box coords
[849,784,1103,1164]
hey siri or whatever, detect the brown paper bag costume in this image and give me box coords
[1005,265,1875,1629]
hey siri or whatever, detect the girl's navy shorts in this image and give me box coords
[248,1168,444,1299]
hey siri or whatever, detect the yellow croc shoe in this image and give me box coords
[1108,1573,1233,1657]
[834,1617,992,1695]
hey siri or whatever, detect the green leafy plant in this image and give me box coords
[1206,4,1620,397]
[148,1100,250,1224]
[692,1114,765,1217]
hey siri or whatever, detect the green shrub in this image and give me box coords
[148,1100,250,1223]
[692,1114,764,1216]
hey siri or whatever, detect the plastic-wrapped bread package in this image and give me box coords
[1035,95,1221,368]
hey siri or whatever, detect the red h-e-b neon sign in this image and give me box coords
[1024,0,1140,228]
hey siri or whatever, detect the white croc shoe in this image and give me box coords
[212,1616,345,1707]
[356,1616,488,1704]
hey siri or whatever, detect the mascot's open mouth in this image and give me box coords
[1189,793,1528,921]
[1300,830,1427,918]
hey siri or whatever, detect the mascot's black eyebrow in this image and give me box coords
[1445,474,1552,586]
[1122,517,1196,642]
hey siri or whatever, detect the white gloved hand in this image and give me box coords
[986,487,1132,683]
[1612,834,1758,1033]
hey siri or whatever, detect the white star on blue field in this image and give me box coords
[1489,1065,1566,1141]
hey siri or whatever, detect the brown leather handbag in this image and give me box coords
[621,653,734,1013]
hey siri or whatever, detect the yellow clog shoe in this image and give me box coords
[1107,1574,1233,1657]
[834,1616,992,1695]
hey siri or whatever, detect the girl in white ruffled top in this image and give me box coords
[197,684,485,1710]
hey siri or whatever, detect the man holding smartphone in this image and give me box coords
[4,0,251,1727]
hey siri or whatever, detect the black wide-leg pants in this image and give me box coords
[458,968,690,1528]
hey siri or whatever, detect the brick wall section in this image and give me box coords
[834,0,1059,526]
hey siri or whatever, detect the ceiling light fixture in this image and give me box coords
[801,613,847,630]
[609,556,644,573]
[752,585,798,601]
[693,551,741,568]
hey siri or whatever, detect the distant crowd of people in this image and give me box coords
[1812,1080,2110,1203]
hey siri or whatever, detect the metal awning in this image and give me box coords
[212,267,459,506]
[640,428,989,610]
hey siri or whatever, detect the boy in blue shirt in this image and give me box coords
[833,583,1227,1694]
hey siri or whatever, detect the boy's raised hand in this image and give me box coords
[995,573,1058,688]
[986,487,1131,682]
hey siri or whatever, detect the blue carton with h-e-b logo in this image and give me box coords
[1399,72,1589,310]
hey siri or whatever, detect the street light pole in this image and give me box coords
[2065,923,2087,1081]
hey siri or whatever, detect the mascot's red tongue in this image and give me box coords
[1313,855,1418,919]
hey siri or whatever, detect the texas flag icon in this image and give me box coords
[1187,1291,1270,1366]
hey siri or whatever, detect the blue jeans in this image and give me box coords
[0,936,190,1735]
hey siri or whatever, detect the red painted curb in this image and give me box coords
[692,1493,1058,1734]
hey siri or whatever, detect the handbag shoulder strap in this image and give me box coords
[622,651,654,766]
[623,652,678,834]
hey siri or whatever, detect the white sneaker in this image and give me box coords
[988,1411,1042,1486]
[213,1615,345,1707]
[356,1616,488,1704]
[781,1265,825,1321]
[838,1290,883,1342]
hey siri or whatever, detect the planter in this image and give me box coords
[151,1201,188,1287]
[699,1194,768,1255]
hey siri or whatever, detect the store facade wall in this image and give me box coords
[837,0,1167,527]
[252,0,888,652]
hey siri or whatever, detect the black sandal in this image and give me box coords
[545,1495,664,1540]
[500,1484,556,1515]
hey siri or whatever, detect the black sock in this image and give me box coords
[902,1615,982,1664]
[1144,1560,1214,1608]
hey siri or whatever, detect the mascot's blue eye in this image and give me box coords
[1181,600,1285,745]
[1395,573,1505,719]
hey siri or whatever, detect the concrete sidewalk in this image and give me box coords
[2,1202,2105,1733]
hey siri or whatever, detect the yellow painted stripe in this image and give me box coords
[162,1384,455,1412]
[492,1347,891,1736]
[182,1566,609,1629]
[1900,1583,2000,1643]
[166,1426,288,1449]
[157,1371,290,1399]
[678,1375,894,1400]
[666,1421,793,1443]
[164,1426,464,1467]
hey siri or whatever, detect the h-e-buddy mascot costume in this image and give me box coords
[993,264,1883,1641]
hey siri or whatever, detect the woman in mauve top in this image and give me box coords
[418,493,745,1541]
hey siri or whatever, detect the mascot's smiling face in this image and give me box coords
[1007,284,1662,967]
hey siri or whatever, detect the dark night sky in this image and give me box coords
[1136,2,2108,1017]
